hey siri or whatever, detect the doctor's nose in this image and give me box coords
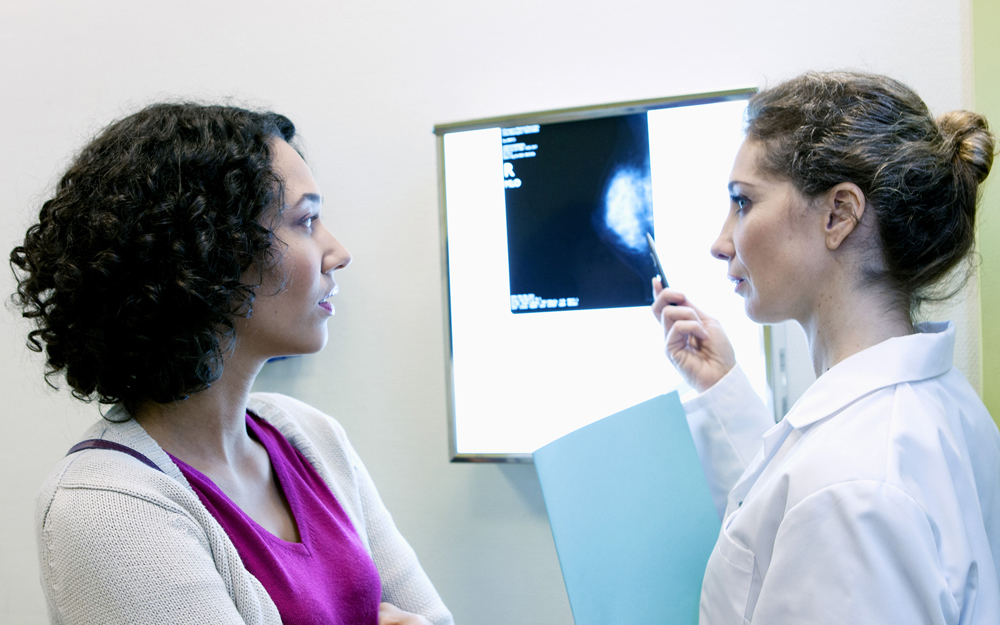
[711,232,734,262]
[711,212,736,261]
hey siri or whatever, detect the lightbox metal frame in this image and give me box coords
[434,87,766,463]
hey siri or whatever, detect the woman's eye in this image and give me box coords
[731,195,750,213]
[300,214,316,229]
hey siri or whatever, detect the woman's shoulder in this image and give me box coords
[42,417,178,492]
[36,423,202,536]
[35,423,273,625]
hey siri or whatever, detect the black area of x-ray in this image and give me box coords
[503,114,656,314]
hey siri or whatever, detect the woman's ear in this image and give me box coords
[822,182,867,250]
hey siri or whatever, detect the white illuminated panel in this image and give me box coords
[441,93,768,458]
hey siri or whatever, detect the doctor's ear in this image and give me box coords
[822,182,867,250]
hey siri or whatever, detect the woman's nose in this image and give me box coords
[320,225,352,274]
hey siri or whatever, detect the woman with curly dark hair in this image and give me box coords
[12,103,452,625]
[653,72,1000,623]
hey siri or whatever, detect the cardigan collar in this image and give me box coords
[82,395,370,556]
[88,397,318,495]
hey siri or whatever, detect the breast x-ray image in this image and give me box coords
[503,114,657,314]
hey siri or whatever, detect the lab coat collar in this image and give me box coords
[783,321,954,429]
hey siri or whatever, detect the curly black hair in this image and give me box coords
[10,103,296,414]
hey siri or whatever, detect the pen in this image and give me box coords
[646,232,669,289]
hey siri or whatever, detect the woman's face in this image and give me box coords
[236,139,352,360]
[711,140,828,324]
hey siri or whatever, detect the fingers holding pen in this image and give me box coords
[651,279,686,320]
[661,308,710,342]
[650,279,736,392]
[652,280,716,323]
[660,303,711,368]
[652,281,707,321]
[652,286,709,344]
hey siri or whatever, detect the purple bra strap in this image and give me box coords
[66,439,164,473]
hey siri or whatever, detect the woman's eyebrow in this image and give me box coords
[291,193,323,210]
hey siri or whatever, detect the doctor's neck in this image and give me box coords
[799,277,912,378]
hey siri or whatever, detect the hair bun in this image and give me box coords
[937,110,995,183]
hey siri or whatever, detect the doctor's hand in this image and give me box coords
[378,602,432,625]
[652,280,736,393]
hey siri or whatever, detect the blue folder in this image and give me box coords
[533,392,720,625]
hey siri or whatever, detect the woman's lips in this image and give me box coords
[319,301,334,314]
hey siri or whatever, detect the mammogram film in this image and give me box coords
[503,114,657,314]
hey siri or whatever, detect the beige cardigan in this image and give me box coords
[36,392,453,625]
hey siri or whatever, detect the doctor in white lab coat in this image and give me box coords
[653,72,1000,624]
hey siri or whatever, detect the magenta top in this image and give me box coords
[169,414,382,625]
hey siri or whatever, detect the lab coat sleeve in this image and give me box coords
[682,364,773,518]
[751,481,959,625]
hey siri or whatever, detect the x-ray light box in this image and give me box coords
[435,89,774,461]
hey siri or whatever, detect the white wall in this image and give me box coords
[0,0,976,623]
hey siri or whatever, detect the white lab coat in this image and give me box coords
[682,322,1000,624]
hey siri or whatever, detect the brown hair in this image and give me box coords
[745,71,994,316]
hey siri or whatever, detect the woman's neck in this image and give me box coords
[800,282,912,378]
[133,350,265,470]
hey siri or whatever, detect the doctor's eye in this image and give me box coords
[730,194,751,213]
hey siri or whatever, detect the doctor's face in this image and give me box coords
[711,140,827,324]
[236,139,352,359]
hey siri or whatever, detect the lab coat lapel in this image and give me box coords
[725,419,794,525]
[785,321,955,430]
[723,322,954,524]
